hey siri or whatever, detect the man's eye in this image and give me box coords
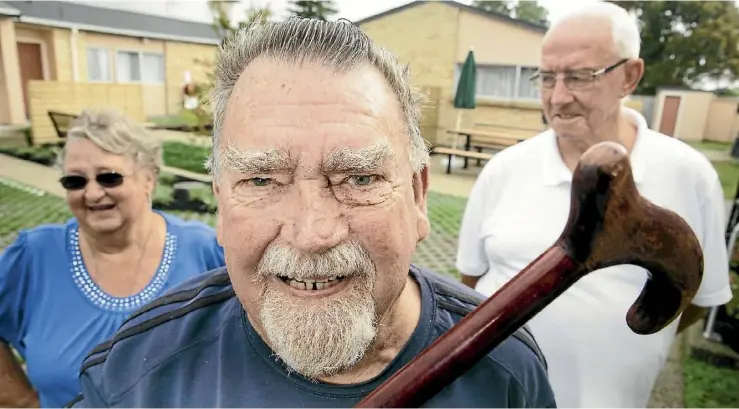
[242,177,272,187]
[348,175,376,186]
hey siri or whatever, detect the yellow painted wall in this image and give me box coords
[28,80,145,143]
[705,98,739,142]
[50,28,73,82]
[359,3,556,144]
[360,2,460,145]
[653,90,714,141]
[0,18,24,125]
[164,41,217,115]
[77,32,167,117]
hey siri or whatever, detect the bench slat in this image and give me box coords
[432,147,493,160]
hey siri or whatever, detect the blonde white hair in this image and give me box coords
[545,2,641,59]
[206,17,430,180]
[59,109,163,172]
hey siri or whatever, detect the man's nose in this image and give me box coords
[284,182,349,254]
[549,78,574,106]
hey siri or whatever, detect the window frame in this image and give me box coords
[114,49,165,85]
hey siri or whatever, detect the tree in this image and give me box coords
[611,1,739,95]
[288,0,338,21]
[471,0,548,26]
[186,0,272,132]
[514,1,549,25]
[471,0,512,15]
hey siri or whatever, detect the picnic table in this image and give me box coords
[432,128,525,174]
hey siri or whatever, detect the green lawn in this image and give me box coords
[161,141,210,174]
[684,354,739,408]
[148,110,201,128]
[712,161,739,199]
[686,140,733,152]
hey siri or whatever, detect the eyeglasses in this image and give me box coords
[530,59,629,90]
[59,171,126,191]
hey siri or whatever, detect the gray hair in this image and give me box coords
[206,17,430,181]
[58,109,163,172]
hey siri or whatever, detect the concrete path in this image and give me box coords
[0,154,65,197]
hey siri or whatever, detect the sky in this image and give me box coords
[69,0,601,25]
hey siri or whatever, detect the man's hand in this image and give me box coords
[677,305,708,334]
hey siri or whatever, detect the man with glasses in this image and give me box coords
[457,2,732,407]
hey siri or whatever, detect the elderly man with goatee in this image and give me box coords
[68,17,556,408]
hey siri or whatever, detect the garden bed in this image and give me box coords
[153,172,216,213]
[0,142,63,166]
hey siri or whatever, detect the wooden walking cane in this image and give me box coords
[356,141,704,408]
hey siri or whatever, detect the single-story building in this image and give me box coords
[357,0,643,145]
[652,87,739,142]
[0,0,219,131]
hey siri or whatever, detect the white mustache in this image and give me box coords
[256,241,375,281]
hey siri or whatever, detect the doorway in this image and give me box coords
[17,42,45,119]
[659,95,681,137]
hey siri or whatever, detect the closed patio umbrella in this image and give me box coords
[450,48,476,165]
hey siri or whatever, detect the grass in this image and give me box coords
[148,110,201,128]
[712,161,739,199]
[686,140,733,152]
[683,355,739,408]
[161,141,210,174]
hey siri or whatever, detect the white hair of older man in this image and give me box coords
[205,17,431,182]
[255,241,378,379]
[545,2,641,59]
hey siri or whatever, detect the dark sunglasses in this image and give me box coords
[59,172,125,191]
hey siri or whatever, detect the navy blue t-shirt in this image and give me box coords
[70,265,556,408]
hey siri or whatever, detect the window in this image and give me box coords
[454,64,540,101]
[87,48,110,82]
[115,51,164,84]
[116,51,141,83]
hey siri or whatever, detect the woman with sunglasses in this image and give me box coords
[0,110,226,408]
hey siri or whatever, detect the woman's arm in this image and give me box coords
[0,342,38,407]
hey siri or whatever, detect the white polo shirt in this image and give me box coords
[455,108,733,408]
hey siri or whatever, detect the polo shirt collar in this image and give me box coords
[540,107,648,186]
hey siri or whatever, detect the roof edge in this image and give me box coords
[355,0,547,33]
[18,16,220,45]
[0,4,20,17]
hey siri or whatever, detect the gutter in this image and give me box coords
[18,16,220,46]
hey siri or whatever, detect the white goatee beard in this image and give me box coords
[255,241,378,380]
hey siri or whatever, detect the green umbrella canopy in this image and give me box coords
[454,49,477,109]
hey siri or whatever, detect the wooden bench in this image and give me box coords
[48,111,78,138]
[446,128,523,168]
[431,146,493,174]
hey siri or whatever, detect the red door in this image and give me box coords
[17,42,45,118]
[659,96,681,137]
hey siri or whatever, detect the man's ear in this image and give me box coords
[623,58,645,95]
[212,180,224,246]
[412,165,431,243]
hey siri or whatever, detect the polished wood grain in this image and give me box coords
[355,141,704,408]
